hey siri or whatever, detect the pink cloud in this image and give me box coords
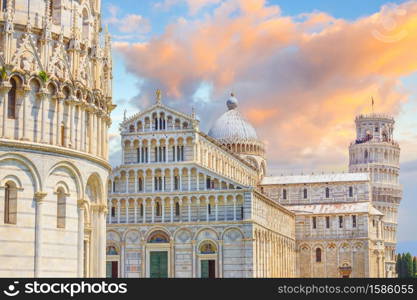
[114,0,417,172]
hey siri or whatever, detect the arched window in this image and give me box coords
[175,202,180,216]
[82,8,90,40]
[57,188,66,228]
[7,78,17,119]
[60,124,65,146]
[4,181,17,224]
[155,202,161,216]
[316,248,322,262]
[129,125,135,132]
[138,177,143,192]
[325,187,330,198]
[2,0,8,11]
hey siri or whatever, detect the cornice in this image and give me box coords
[0,139,112,171]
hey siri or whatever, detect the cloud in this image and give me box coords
[154,0,223,15]
[114,0,417,171]
[105,4,151,38]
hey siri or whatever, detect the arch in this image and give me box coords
[147,230,170,243]
[85,172,104,205]
[123,229,141,245]
[173,227,193,243]
[0,153,41,192]
[193,227,219,241]
[47,161,83,199]
[222,227,244,242]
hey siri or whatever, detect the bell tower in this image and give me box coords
[349,113,402,277]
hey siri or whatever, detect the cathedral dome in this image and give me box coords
[208,94,258,143]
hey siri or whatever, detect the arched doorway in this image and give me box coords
[106,245,120,278]
[146,230,170,278]
[198,241,218,278]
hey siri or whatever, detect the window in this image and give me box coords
[57,188,66,228]
[60,124,65,146]
[372,219,375,227]
[282,189,287,200]
[155,202,161,216]
[326,216,330,229]
[175,202,180,216]
[129,125,134,132]
[316,248,322,262]
[112,181,116,193]
[138,177,143,192]
[325,187,330,198]
[4,181,17,224]
[7,78,17,119]
[352,215,357,228]
[174,176,179,190]
[303,188,308,199]
[349,186,353,198]
[208,204,211,215]
[339,216,344,228]
[140,204,144,216]
[111,207,116,217]
[241,207,244,220]
[312,217,317,229]
[2,0,7,11]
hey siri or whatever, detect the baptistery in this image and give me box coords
[0,0,114,277]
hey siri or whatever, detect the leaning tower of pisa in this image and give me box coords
[0,0,114,277]
[348,113,402,277]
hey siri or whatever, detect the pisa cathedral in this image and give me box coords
[0,1,402,279]
[0,0,114,277]
[107,92,401,278]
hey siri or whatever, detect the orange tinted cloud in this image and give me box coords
[115,0,417,172]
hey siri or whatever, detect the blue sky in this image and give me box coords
[102,0,417,255]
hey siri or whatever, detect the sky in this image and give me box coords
[101,0,417,255]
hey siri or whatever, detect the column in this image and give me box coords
[151,170,155,192]
[196,199,200,221]
[0,83,11,138]
[147,145,150,163]
[80,105,85,151]
[99,207,107,277]
[134,171,138,193]
[77,200,85,277]
[196,172,199,191]
[170,170,174,191]
[40,91,48,143]
[88,110,93,153]
[68,100,74,147]
[125,200,129,223]
[143,200,146,224]
[125,175,129,193]
[108,200,112,224]
[206,200,209,221]
[19,87,30,140]
[188,169,191,191]
[215,198,218,221]
[56,97,63,145]
[233,198,237,221]
[134,201,137,223]
[188,199,191,222]
[97,113,101,156]
[151,199,155,223]
[170,199,174,222]
[34,192,47,277]
[117,199,121,223]
[161,199,165,223]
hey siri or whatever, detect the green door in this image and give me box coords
[150,251,168,278]
[201,260,209,278]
